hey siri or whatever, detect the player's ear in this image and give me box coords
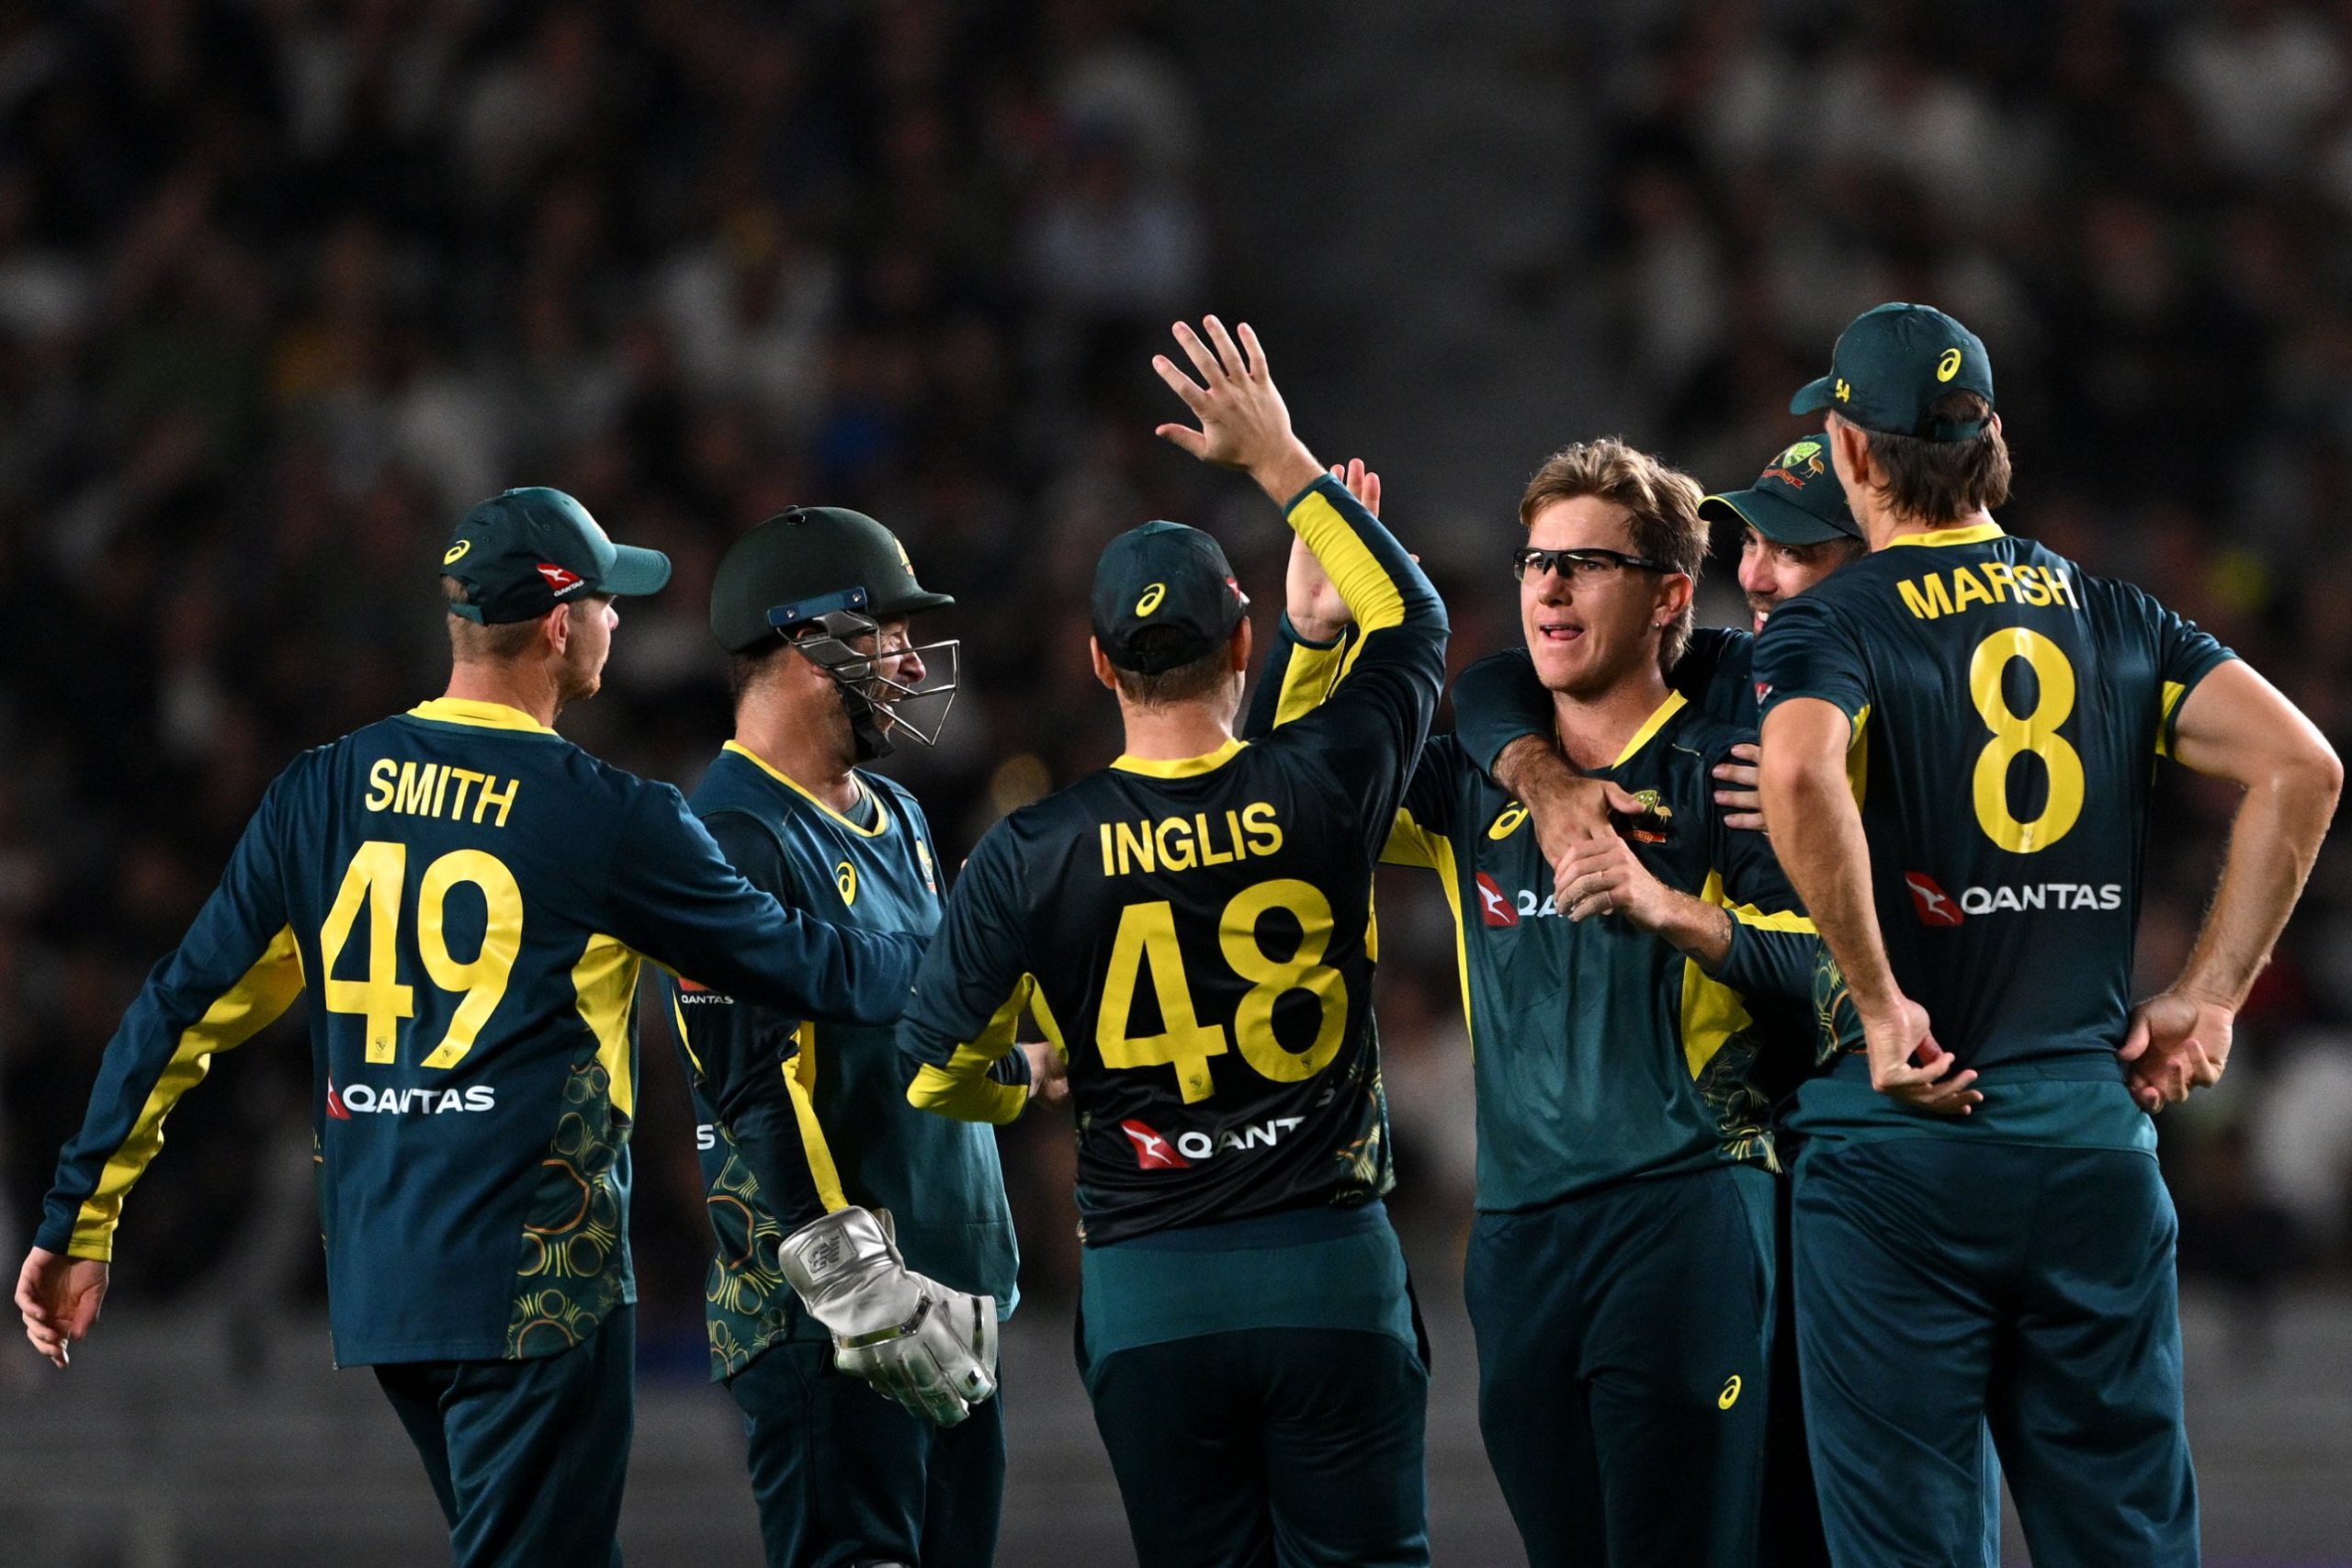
[1229,616,1253,672]
[1656,570,1693,624]
[541,604,572,658]
[1826,416,1874,498]
[1089,637,1118,693]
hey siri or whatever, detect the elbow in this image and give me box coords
[2301,735,2345,809]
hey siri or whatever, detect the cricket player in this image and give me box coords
[900,318,1444,1567]
[669,504,1038,1567]
[17,487,933,1568]
[1755,302,2342,1566]
[1451,433,1868,846]
[1255,436,1819,1566]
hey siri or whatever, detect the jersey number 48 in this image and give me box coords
[1096,877,1348,1105]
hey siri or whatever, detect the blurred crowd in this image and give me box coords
[2,0,2350,1373]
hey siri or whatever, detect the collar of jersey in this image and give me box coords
[406,698,558,735]
[1601,689,1687,769]
[1883,521,2005,549]
[1111,736,1248,779]
[722,740,893,838]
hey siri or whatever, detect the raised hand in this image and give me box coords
[1285,459,1379,642]
[1151,318,1324,503]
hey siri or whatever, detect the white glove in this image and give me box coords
[777,1206,999,1427]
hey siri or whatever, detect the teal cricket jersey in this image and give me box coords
[35,698,923,1365]
[1254,631,1817,1211]
[1751,523,2236,1148]
[898,475,1446,1247]
[667,743,1020,1380]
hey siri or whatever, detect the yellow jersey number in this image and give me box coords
[1968,627,2084,852]
[1096,877,1349,1103]
[319,840,524,1067]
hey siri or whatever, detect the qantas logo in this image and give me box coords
[675,976,733,1005]
[329,1081,498,1116]
[1905,873,2125,924]
[1476,873,1518,927]
[1121,1115,1306,1168]
[1905,872,1963,927]
[1121,1119,1190,1169]
[535,562,585,594]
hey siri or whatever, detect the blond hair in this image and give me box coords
[1519,437,1707,672]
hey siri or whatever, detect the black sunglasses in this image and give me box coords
[1511,546,1677,581]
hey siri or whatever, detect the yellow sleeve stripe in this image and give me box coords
[783,1021,851,1212]
[2156,680,2188,760]
[73,926,306,1260]
[572,934,640,1120]
[1380,806,1438,869]
[1376,807,1475,1054]
[906,976,1033,1125]
[1680,872,1750,1080]
[1727,902,1817,935]
[1271,633,1351,728]
[1287,488,1407,634]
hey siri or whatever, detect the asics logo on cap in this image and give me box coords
[443,540,472,565]
[1136,582,1167,615]
[1937,348,1963,381]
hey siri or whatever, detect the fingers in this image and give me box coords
[1152,423,1210,458]
[1363,468,1381,516]
[1170,320,1225,386]
[1237,320,1268,380]
[1712,761,1760,788]
[1200,315,1248,380]
[1150,354,1209,412]
[2117,1008,2153,1062]
[1720,809,1767,832]
[1599,783,1645,814]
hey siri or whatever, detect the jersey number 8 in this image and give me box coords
[1095,877,1349,1103]
[1968,627,2085,853]
[319,840,524,1068]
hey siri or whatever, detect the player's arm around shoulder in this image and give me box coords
[900,820,1039,1126]
[2122,659,2341,1110]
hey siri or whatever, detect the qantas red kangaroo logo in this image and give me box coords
[1120,1119,1191,1169]
[1905,872,1964,927]
[536,562,584,594]
[1476,873,1519,928]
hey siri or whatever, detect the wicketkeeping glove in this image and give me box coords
[777,1206,1000,1426]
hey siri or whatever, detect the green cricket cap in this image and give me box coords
[1791,302,1996,442]
[1701,436,1860,546]
[1091,521,1249,674]
[709,505,954,653]
[440,487,671,624]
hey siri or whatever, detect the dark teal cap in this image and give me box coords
[709,505,954,653]
[1091,521,1249,673]
[1701,436,1860,546]
[1791,302,1996,442]
[440,487,671,624]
